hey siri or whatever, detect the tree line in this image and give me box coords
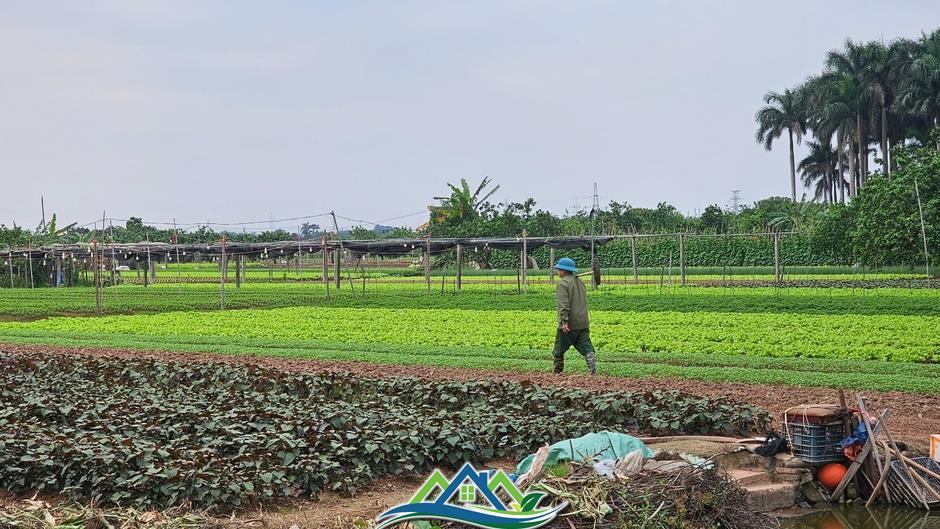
[756,29,940,203]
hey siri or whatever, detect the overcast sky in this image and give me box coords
[1,1,938,231]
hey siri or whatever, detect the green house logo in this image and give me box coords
[376,463,567,529]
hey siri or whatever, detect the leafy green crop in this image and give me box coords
[5,305,936,363]
[2,280,939,318]
[0,352,770,509]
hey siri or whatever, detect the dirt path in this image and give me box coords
[1,343,936,450]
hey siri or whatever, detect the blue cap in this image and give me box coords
[553,257,577,273]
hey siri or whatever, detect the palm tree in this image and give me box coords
[803,73,857,200]
[826,39,875,185]
[430,177,501,224]
[299,223,321,240]
[895,30,940,149]
[755,88,807,202]
[798,140,838,203]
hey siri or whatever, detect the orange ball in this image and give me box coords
[817,463,848,491]
[819,515,844,529]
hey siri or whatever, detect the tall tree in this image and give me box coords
[755,88,807,202]
[803,73,856,200]
[827,39,874,186]
[895,29,940,149]
[798,140,838,203]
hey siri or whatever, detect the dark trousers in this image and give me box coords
[552,328,596,374]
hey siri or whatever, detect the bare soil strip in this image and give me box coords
[2,343,936,450]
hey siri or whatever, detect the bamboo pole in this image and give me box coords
[857,396,885,494]
[881,442,940,504]
[914,176,931,280]
[7,252,12,288]
[880,420,932,508]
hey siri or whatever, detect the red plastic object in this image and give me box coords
[817,462,848,491]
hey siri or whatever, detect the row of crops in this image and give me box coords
[2,282,940,318]
[5,306,938,363]
[1,308,938,392]
[0,351,769,509]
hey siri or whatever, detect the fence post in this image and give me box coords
[425,236,431,292]
[549,247,555,284]
[679,233,686,287]
[220,235,227,310]
[27,239,34,288]
[773,232,781,283]
[235,254,242,288]
[455,243,462,290]
[334,249,341,289]
[631,235,638,283]
[521,229,528,292]
[7,252,13,288]
[92,240,101,314]
[322,236,329,287]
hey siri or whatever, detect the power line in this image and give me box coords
[335,210,427,227]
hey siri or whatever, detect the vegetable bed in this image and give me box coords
[0,351,769,509]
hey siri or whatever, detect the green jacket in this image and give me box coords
[556,274,589,330]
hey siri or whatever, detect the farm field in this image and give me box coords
[1,283,938,393]
[0,349,770,510]
[2,281,940,317]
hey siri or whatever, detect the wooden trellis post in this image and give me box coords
[27,239,34,289]
[521,229,528,292]
[455,243,463,290]
[549,247,556,284]
[424,236,431,292]
[7,252,13,288]
[297,226,303,284]
[679,233,686,287]
[631,235,638,283]
[235,254,242,288]
[92,239,101,314]
[334,249,341,289]
[773,232,781,283]
[220,235,227,310]
[322,236,329,286]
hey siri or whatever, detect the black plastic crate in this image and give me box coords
[785,421,844,463]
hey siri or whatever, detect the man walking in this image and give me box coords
[552,257,596,375]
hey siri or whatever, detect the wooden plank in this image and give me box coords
[857,397,885,497]
[831,410,890,501]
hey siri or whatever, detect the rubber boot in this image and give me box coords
[585,351,597,375]
[553,355,565,374]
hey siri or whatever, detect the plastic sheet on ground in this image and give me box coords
[515,431,654,476]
